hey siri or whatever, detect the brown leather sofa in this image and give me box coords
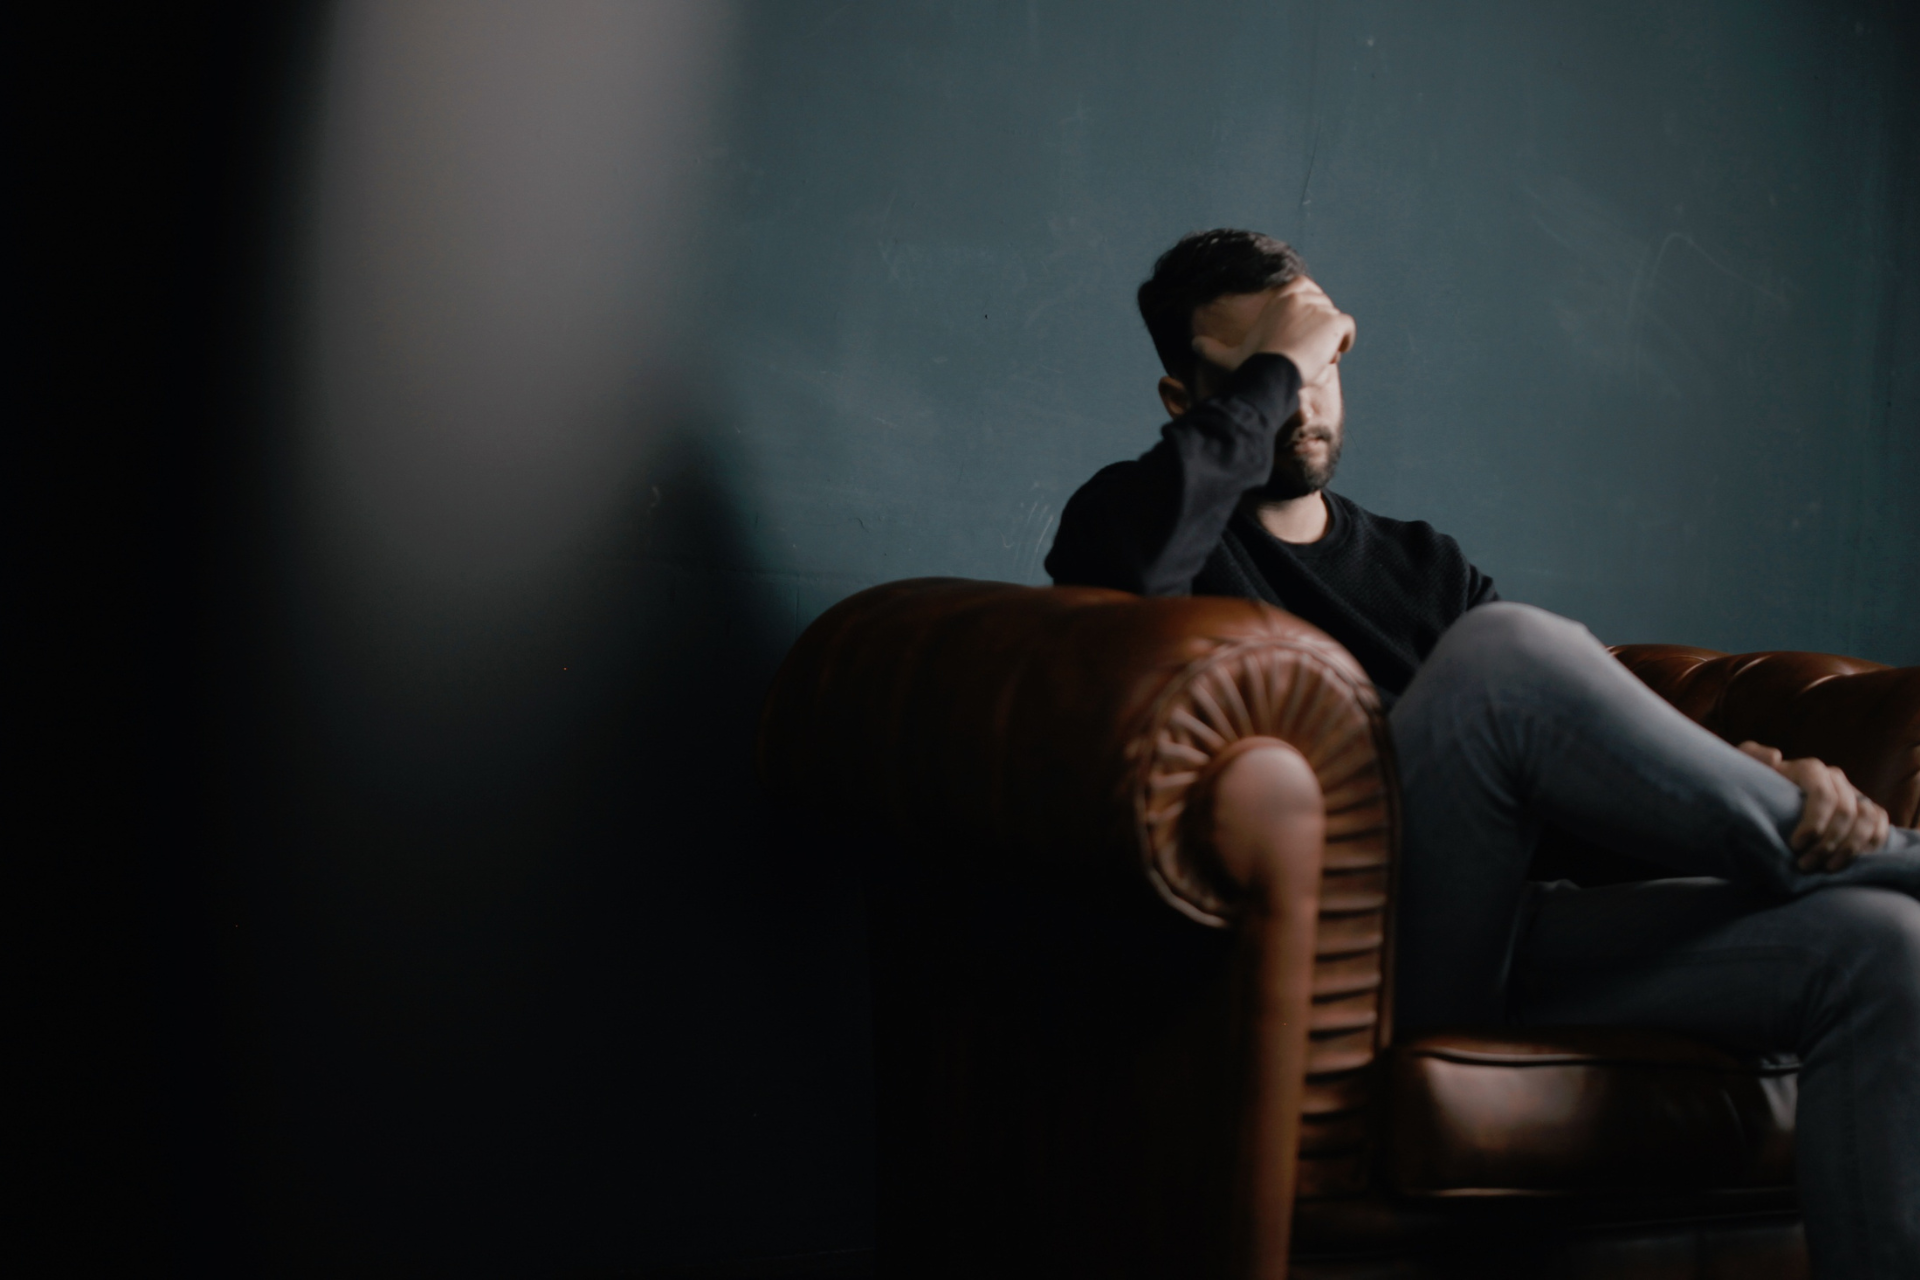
[755,578,1920,1279]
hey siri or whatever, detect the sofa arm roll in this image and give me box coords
[1614,644,1920,827]
[755,577,1397,930]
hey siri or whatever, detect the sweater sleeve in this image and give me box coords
[1044,354,1301,596]
[1467,564,1500,607]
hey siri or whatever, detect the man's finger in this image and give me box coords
[1789,762,1841,857]
[1793,763,1855,868]
[1829,797,1887,872]
[1813,767,1855,858]
[1191,334,1236,370]
[1815,781,1860,867]
[1845,796,1888,859]
[1738,741,1784,768]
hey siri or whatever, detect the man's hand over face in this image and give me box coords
[1191,277,1356,385]
[1737,740,1890,872]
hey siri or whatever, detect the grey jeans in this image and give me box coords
[1389,602,1920,1280]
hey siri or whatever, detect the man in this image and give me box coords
[1046,229,1920,1279]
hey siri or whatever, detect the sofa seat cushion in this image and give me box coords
[1388,1029,1797,1196]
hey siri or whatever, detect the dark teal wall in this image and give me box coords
[49,1,1916,1274]
[707,0,1919,663]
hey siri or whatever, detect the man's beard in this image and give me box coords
[1259,412,1344,500]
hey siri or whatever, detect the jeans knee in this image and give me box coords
[1430,601,1595,674]
[1858,889,1920,968]
[1815,888,1920,1007]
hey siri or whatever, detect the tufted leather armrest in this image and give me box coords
[757,577,1396,929]
[757,578,1400,1276]
[1614,645,1920,826]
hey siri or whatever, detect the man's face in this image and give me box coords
[1184,287,1345,498]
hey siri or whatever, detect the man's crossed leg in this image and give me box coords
[1388,602,1920,1280]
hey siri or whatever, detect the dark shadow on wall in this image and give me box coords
[174,417,874,1273]
[534,424,879,1272]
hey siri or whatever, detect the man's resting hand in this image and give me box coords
[1190,276,1356,386]
[1738,741,1890,872]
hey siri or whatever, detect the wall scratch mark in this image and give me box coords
[1297,0,1324,244]
[1001,499,1057,581]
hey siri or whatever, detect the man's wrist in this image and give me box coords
[1219,352,1302,425]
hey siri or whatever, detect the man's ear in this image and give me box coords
[1157,376,1192,420]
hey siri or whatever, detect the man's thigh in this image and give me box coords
[1508,878,1889,1050]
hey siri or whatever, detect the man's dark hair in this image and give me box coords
[1137,229,1306,382]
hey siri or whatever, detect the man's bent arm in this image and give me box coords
[1045,353,1301,595]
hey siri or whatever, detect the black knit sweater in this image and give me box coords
[1044,354,1497,700]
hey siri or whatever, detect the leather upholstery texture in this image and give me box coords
[1388,1029,1796,1196]
[756,579,1920,1278]
[1613,644,1920,826]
